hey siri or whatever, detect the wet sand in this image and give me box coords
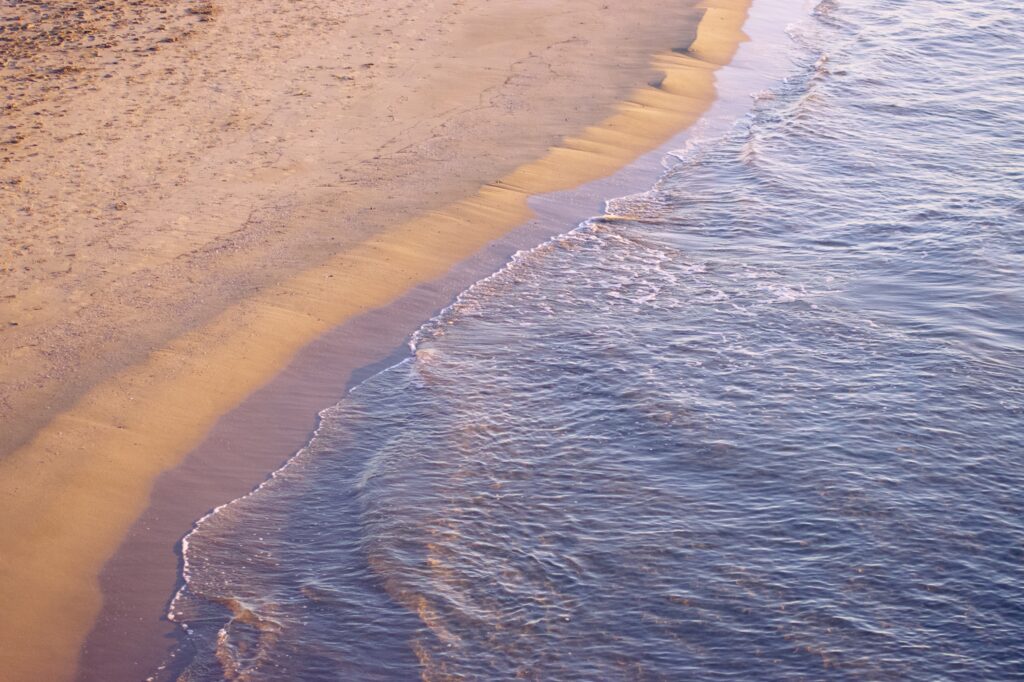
[0,1,750,679]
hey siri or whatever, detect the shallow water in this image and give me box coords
[161,0,1024,679]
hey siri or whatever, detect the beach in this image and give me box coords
[0,0,751,679]
[147,0,1024,676]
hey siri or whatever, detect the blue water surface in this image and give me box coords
[166,0,1024,679]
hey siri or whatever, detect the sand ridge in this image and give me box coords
[2,0,707,457]
[0,0,750,679]
[0,1,712,456]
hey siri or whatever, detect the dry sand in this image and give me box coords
[0,0,750,679]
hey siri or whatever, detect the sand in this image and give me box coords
[0,0,750,679]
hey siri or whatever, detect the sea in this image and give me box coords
[155,0,1024,679]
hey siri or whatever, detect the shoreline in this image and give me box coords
[0,2,751,680]
[80,95,704,682]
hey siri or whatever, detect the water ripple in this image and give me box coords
[164,0,1024,679]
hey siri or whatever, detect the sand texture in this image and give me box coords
[0,0,750,679]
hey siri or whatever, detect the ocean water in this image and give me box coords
[159,0,1024,679]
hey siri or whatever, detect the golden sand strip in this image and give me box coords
[0,2,749,679]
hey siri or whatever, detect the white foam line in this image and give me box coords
[167,0,811,659]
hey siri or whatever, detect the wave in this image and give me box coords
[155,0,1024,678]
